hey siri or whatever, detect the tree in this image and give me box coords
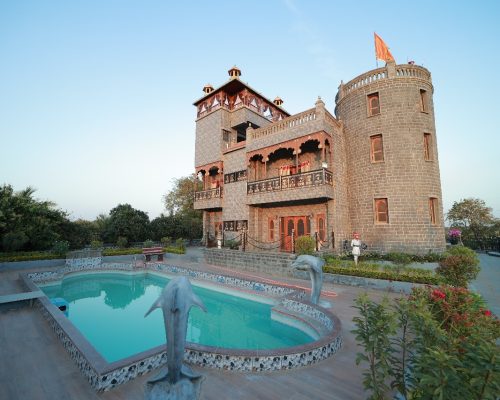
[103,204,150,244]
[0,184,69,251]
[164,175,202,217]
[161,175,203,240]
[447,198,498,242]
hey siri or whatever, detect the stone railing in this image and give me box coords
[247,169,333,194]
[249,108,317,140]
[338,64,432,101]
[395,64,431,79]
[342,67,387,95]
[194,187,223,201]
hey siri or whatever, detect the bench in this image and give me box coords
[0,290,45,307]
[142,247,164,262]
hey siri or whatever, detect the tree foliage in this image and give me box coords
[103,204,150,244]
[447,198,498,242]
[164,174,202,217]
[0,184,69,251]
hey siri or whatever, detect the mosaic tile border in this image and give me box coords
[23,262,342,391]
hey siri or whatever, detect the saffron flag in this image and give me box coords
[374,33,395,62]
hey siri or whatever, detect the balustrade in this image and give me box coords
[194,187,223,201]
[247,169,333,194]
[249,108,317,140]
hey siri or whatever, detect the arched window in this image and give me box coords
[297,219,305,236]
[367,93,380,116]
[317,214,326,241]
[375,198,389,223]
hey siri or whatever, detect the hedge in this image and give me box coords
[323,265,442,285]
[0,252,63,262]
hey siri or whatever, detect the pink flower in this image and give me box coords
[483,310,492,317]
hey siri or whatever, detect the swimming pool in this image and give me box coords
[24,262,342,391]
[40,271,314,362]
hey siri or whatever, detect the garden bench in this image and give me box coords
[142,247,164,262]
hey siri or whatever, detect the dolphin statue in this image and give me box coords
[145,276,207,384]
[291,255,324,304]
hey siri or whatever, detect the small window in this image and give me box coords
[429,198,438,225]
[269,219,275,241]
[374,198,389,224]
[367,93,380,116]
[423,133,432,161]
[370,135,384,162]
[420,89,428,113]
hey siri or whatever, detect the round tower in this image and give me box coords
[335,61,446,254]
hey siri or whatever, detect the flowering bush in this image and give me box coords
[353,286,500,400]
[448,228,462,238]
[436,245,480,287]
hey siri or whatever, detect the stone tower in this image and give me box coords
[335,61,446,253]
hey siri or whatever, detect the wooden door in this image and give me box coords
[280,216,310,252]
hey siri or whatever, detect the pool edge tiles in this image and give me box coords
[21,263,342,392]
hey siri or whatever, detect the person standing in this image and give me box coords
[351,232,361,265]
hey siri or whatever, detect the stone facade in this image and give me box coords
[194,64,446,254]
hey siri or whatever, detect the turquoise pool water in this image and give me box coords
[41,272,314,362]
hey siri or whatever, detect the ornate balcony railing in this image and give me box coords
[194,187,223,201]
[247,169,333,195]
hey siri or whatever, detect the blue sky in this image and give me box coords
[1,0,499,221]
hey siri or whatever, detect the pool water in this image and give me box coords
[41,272,314,362]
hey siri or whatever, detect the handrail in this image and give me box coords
[247,168,333,194]
[249,108,317,140]
[194,187,223,201]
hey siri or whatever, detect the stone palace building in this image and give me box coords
[193,63,446,254]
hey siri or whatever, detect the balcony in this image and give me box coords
[246,168,334,205]
[194,187,223,210]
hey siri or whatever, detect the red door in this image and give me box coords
[280,216,310,252]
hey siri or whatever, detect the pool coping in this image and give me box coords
[21,262,342,391]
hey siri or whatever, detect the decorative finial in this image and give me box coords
[228,65,242,80]
[203,84,214,94]
[273,96,283,107]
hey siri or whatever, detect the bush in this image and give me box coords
[90,240,103,250]
[2,231,29,252]
[165,246,185,254]
[353,287,500,400]
[51,240,69,256]
[436,245,480,287]
[225,239,240,250]
[143,239,154,248]
[295,235,315,255]
[161,236,172,247]
[116,236,128,248]
[385,252,413,265]
[102,248,143,256]
[0,251,61,262]
[175,238,185,251]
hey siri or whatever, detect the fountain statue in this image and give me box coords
[144,276,206,400]
[291,255,324,305]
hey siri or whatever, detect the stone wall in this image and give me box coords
[204,248,296,277]
[336,62,446,254]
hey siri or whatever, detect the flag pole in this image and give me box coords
[374,32,378,68]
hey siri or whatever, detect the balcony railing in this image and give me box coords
[194,187,223,201]
[247,169,333,195]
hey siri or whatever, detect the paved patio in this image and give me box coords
[0,248,497,399]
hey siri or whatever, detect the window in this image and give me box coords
[316,214,326,241]
[370,135,384,162]
[423,133,432,161]
[268,218,275,241]
[420,89,428,112]
[429,198,438,225]
[367,93,380,116]
[374,198,389,224]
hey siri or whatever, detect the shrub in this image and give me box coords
[0,251,61,262]
[165,246,185,254]
[116,236,128,248]
[102,248,142,256]
[385,252,413,265]
[143,239,154,248]
[353,287,500,400]
[51,240,69,256]
[2,231,29,252]
[161,236,172,247]
[90,240,103,250]
[176,238,186,251]
[436,245,480,287]
[225,239,240,250]
[295,235,315,255]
